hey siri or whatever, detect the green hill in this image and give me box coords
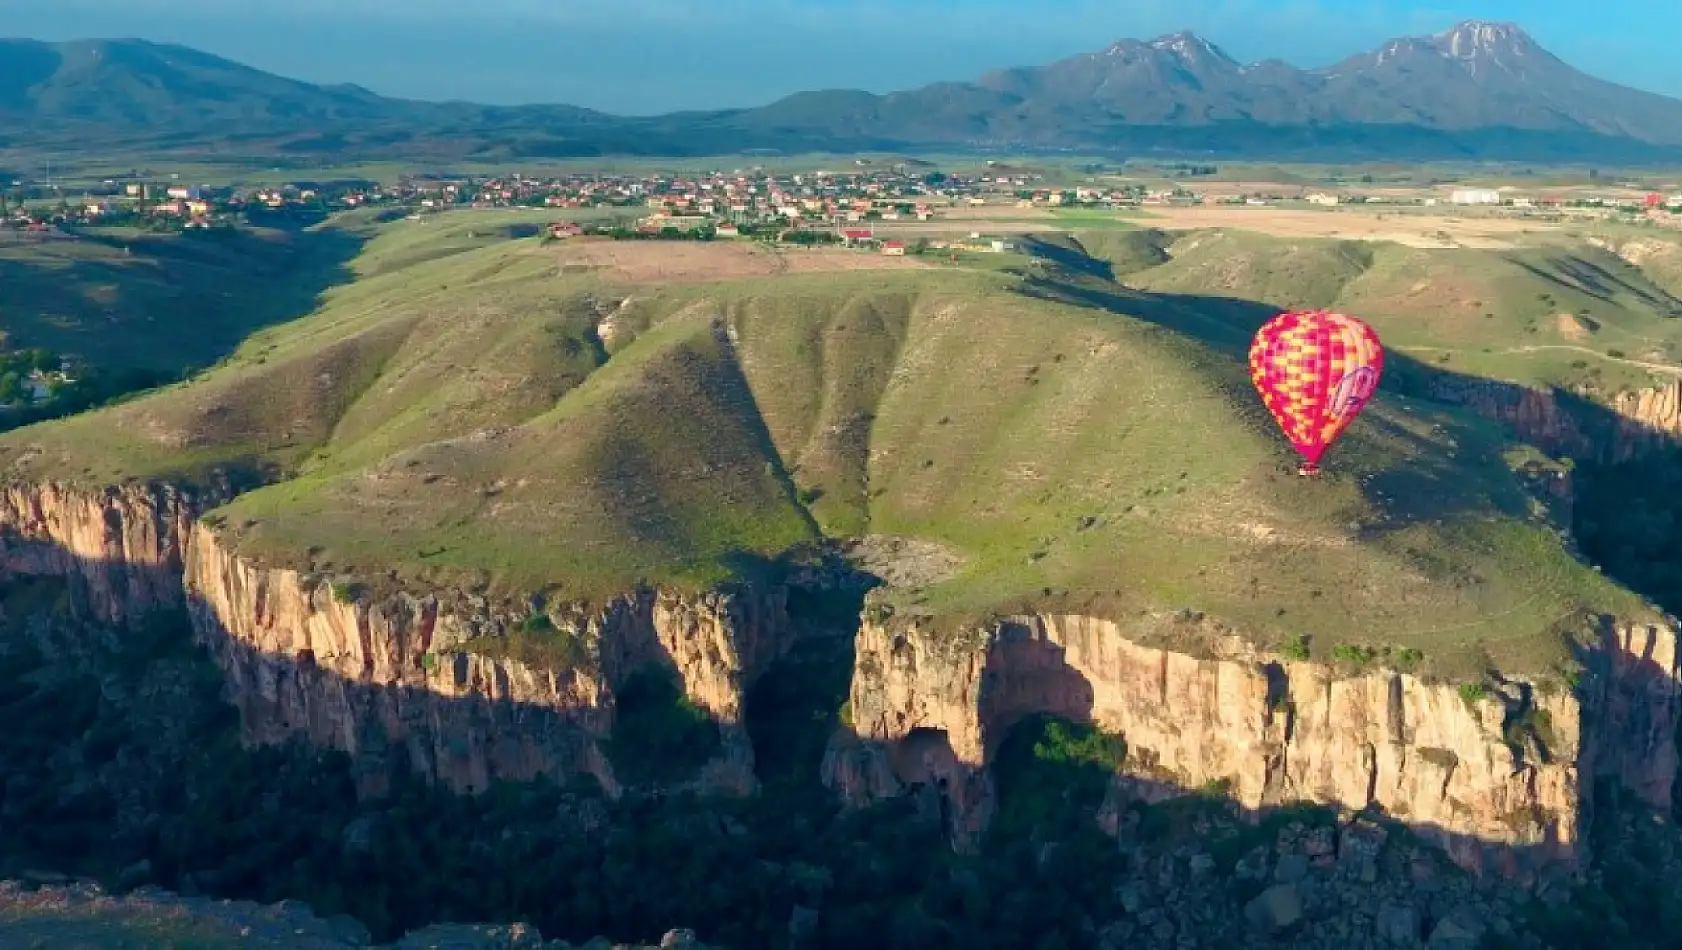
[0,213,1657,684]
[0,218,363,432]
[1117,228,1682,395]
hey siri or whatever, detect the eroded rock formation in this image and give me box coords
[0,481,795,797]
[1425,376,1682,462]
[183,524,792,795]
[3,479,1679,880]
[829,612,1680,875]
[0,481,201,625]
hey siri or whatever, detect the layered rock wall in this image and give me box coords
[1425,377,1682,462]
[182,524,793,795]
[0,482,796,797]
[830,613,1681,873]
[0,482,202,624]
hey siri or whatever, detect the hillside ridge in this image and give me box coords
[3,20,1680,160]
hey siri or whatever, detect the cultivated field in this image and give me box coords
[546,239,932,283]
[1113,206,1563,249]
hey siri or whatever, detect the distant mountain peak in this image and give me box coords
[1147,30,1236,64]
[1433,19,1536,58]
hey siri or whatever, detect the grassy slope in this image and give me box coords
[0,211,1660,679]
[1122,228,1682,394]
[0,222,361,377]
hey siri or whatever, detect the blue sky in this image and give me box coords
[12,0,1679,114]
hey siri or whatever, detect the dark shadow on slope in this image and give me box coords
[1015,234,1115,282]
[1511,253,1682,315]
[0,219,370,434]
[1011,263,1682,582]
[1574,444,1682,617]
[1012,273,1539,531]
[740,547,874,791]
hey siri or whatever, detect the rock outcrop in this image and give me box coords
[1425,376,1682,462]
[183,524,793,796]
[3,478,1677,881]
[0,481,796,799]
[828,612,1681,875]
[0,481,203,625]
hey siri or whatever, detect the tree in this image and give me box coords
[28,349,59,373]
[0,372,21,403]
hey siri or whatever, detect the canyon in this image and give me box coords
[825,612,1679,878]
[2,372,1681,884]
[3,371,1682,945]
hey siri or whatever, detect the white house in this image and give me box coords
[1450,189,1502,205]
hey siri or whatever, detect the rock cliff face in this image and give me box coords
[0,482,202,625]
[2,478,1676,879]
[828,613,1681,874]
[183,525,793,796]
[0,481,796,798]
[1425,376,1682,462]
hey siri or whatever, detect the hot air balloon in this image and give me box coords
[1248,310,1384,477]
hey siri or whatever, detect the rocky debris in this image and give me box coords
[1375,901,1420,944]
[838,534,965,589]
[1426,905,1486,949]
[0,878,718,950]
[1245,883,1304,934]
[1074,810,1541,950]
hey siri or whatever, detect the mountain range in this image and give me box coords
[3,20,1681,163]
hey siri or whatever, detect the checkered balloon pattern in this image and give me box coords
[1248,310,1385,467]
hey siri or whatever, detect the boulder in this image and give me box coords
[1245,884,1304,934]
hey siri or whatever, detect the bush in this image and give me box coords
[329,581,362,605]
[1281,634,1311,660]
[607,666,721,786]
[1332,643,1376,667]
[1459,683,1489,705]
[1391,647,1424,673]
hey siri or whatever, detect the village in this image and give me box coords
[5,161,1682,243]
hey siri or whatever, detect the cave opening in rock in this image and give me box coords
[990,713,1126,839]
[744,635,854,791]
[977,625,1097,760]
[607,664,721,787]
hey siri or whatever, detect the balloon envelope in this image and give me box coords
[1248,310,1384,471]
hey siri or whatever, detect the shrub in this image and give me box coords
[1459,683,1489,705]
[1332,643,1376,667]
[1281,634,1311,661]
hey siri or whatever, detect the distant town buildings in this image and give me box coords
[1450,188,1503,205]
[9,159,1682,241]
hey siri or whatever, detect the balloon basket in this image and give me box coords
[1296,463,1321,478]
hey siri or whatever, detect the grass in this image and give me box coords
[457,613,595,674]
[1125,227,1682,395]
[0,207,1668,681]
[0,898,322,949]
[0,221,363,381]
[1046,207,1150,229]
